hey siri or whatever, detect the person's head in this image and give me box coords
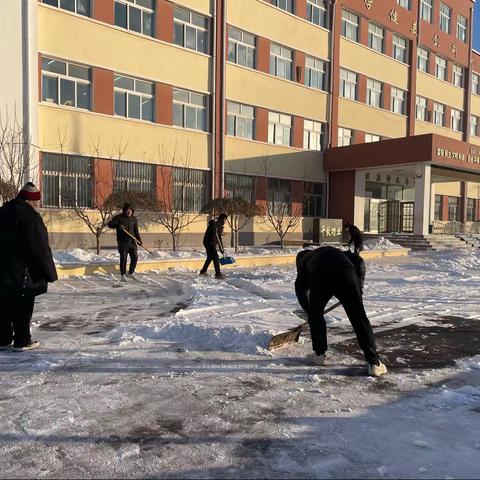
[18,182,41,210]
[122,203,134,217]
[218,213,228,224]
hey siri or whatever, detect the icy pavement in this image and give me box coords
[1,250,480,478]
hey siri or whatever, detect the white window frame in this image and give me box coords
[452,64,464,88]
[457,14,468,43]
[268,112,292,146]
[114,0,154,37]
[451,109,462,132]
[341,10,359,42]
[473,73,480,95]
[42,0,91,16]
[368,23,384,53]
[114,74,154,122]
[416,96,428,121]
[470,115,478,137]
[305,56,327,91]
[340,69,357,100]
[173,88,208,131]
[271,0,294,13]
[338,127,352,147]
[227,101,255,140]
[439,2,451,34]
[366,78,382,108]
[174,7,209,54]
[435,56,447,81]
[228,27,255,69]
[303,120,324,151]
[391,88,406,115]
[417,47,429,72]
[420,0,433,23]
[434,103,445,127]
[307,0,328,28]
[392,34,408,63]
[270,43,293,81]
[365,134,381,143]
[396,0,410,9]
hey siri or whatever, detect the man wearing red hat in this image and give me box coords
[0,182,58,351]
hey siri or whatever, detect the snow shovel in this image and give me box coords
[220,255,236,265]
[267,301,341,351]
[119,226,154,255]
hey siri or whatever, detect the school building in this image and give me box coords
[1,0,479,248]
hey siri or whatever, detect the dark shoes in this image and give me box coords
[199,271,208,276]
[215,273,225,280]
[0,342,13,351]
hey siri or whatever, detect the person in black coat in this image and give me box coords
[108,203,142,282]
[0,183,58,351]
[344,222,363,253]
[295,245,387,377]
[199,213,227,279]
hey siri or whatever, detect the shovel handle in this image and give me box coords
[120,226,154,255]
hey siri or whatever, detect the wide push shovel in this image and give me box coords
[267,301,341,351]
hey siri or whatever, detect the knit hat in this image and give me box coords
[18,182,41,201]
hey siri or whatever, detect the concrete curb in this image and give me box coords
[56,248,410,278]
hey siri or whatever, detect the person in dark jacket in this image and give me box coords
[199,213,227,279]
[295,245,387,377]
[0,183,58,352]
[344,223,363,253]
[108,203,142,282]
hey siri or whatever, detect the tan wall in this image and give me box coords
[224,136,325,182]
[174,0,212,16]
[470,136,480,147]
[227,0,329,60]
[470,94,480,117]
[337,99,407,138]
[467,183,480,198]
[339,38,409,90]
[434,182,461,196]
[39,104,211,169]
[38,5,211,93]
[416,72,464,110]
[226,64,328,121]
[415,120,463,141]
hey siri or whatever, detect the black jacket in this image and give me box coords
[295,246,366,313]
[0,198,58,298]
[108,210,142,245]
[203,220,224,250]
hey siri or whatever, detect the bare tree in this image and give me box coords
[0,109,37,204]
[202,197,259,253]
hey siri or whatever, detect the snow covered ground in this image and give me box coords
[1,249,480,478]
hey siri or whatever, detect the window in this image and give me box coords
[341,10,359,42]
[227,101,255,140]
[417,47,429,73]
[267,178,291,215]
[448,196,459,221]
[304,183,325,217]
[397,0,410,9]
[42,0,91,16]
[114,160,155,194]
[340,69,357,100]
[271,0,294,13]
[173,88,208,131]
[366,78,382,108]
[268,112,292,146]
[393,35,408,63]
[471,115,478,136]
[434,103,445,126]
[434,195,442,220]
[457,14,468,43]
[391,88,406,114]
[114,0,154,37]
[174,7,209,54]
[307,0,328,28]
[173,168,209,213]
[416,96,428,121]
[452,64,464,88]
[228,27,255,69]
[365,134,381,143]
[270,43,293,80]
[303,120,324,151]
[451,109,462,132]
[225,174,255,204]
[420,0,433,23]
[41,57,91,110]
[114,74,154,122]
[368,23,384,53]
[435,56,447,81]
[439,2,451,34]
[467,199,476,222]
[305,56,327,91]
[338,127,352,147]
[42,153,93,208]
[473,73,480,95]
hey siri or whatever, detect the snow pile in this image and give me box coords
[426,384,480,409]
[458,355,480,370]
[363,237,404,251]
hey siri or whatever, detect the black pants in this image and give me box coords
[118,242,138,275]
[0,296,35,347]
[308,267,379,365]
[200,245,221,276]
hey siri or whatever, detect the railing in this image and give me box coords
[432,221,480,235]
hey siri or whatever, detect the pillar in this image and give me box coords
[413,164,431,235]
[430,183,436,223]
[460,181,468,224]
[354,170,366,230]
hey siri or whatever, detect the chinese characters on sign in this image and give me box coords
[364,0,374,10]
[411,22,418,37]
[433,34,440,47]
[436,147,480,165]
[451,44,457,57]
[389,9,398,24]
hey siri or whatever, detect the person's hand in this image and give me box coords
[138,241,143,246]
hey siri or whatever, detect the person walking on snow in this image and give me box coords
[199,213,227,279]
[0,183,58,352]
[344,222,363,253]
[295,245,387,377]
[108,203,142,282]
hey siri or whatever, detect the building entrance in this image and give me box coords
[365,199,414,233]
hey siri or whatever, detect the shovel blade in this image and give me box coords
[267,324,306,351]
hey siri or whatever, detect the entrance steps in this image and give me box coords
[364,233,473,251]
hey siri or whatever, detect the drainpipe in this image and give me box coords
[220,0,226,197]
[21,0,31,182]
[211,0,217,200]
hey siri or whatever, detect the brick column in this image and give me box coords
[384,30,393,57]
[359,17,369,47]
[292,116,304,149]
[156,0,174,43]
[444,106,451,129]
[94,158,114,206]
[256,108,269,142]
[295,0,307,19]
[429,53,436,77]
[155,82,173,126]
[294,51,306,84]
[328,170,355,222]
[446,62,453,84]
[426,99,434,122]
[255,176,267,214]
[92,68,114,115]
[358,74,367,103]
[460,181,468,224]
[476,198,480,221]
[93,0,114,24]
[156,165,173,205]
[441,195,449,221]
[355,131,365,144]
[407,38,418,136]
[256,37,271,74]
[383,84,392,111]
[291,180,304,217]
